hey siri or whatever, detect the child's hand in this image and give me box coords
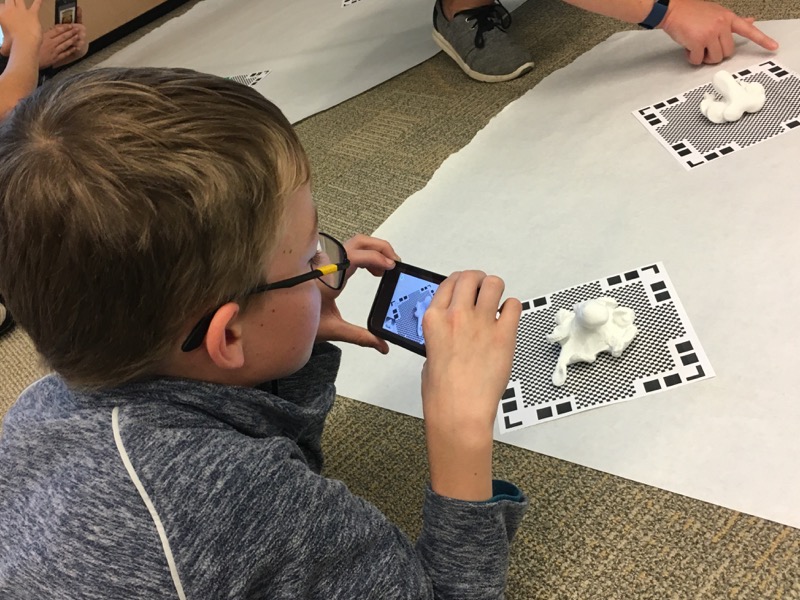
[0,0,43,57]
[420,271,521,501]
[315,234,400,353]
[660,0,778,66]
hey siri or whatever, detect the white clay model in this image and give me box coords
[545,297,638,386]
[700,70,766,124]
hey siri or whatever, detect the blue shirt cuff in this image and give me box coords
[479,479,524,504]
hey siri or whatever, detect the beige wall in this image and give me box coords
[38,0,168,43]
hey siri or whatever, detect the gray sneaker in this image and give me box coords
[432,0,534,83]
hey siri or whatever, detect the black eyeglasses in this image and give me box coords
[181,232,349,352]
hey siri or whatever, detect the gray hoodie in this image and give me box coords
[0,343,527,599]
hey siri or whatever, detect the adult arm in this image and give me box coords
[0,0,43,118]
[561,0,779,65]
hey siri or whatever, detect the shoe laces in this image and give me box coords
[459,1,512,49]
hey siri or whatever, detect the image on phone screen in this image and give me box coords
[55,0,78,25]
[382,273,440,346]
[368,262,446,356]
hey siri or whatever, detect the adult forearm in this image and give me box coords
[0,42,40,116]
[561,0,654,24]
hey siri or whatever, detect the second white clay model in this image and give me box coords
[700,70,766,124]
[546,297,638,386]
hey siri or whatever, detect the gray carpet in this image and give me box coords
[2,1,800,597]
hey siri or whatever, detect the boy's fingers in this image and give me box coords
[345,248,396,271]
[344,234,401,261]
[31,0,43,13]
[429,272,460,310]
[497,297,522,332]
[475,275,504,315]
[731,16,778,50]
[451,270,485,309]
[328,320,389,354]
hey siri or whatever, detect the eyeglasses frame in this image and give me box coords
[180,232,349,352]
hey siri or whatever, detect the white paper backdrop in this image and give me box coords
[98,0,524,123]
[334,20,800,529]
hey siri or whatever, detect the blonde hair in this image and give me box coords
[0,67,309,389]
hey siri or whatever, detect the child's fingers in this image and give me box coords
[451,270,485,310]
[30,0,43,13]
[428,272,460,310]
[344,234,401,261]
[497,297,522,337]
[344,247,396,272]
[322,319,389,354]
[474,275,505,316]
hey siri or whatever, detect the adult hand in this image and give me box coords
[38,25,80,68]
[420,270,521,500]
[660,0,778,66]
[45,8,88,68]
[0,0,43,57]
[315,234,400,353]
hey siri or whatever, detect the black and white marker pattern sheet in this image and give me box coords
[499,263,714,433]
[634,61,800,170]
[227,70,270,87]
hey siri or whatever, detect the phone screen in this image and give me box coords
[55,0,78,25]
[382,273,440,347]
[367,262,446,356]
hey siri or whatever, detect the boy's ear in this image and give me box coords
[204,302,245,370]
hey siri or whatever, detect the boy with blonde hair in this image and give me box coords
[0,68,526,599]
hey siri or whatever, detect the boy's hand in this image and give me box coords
[0,0,44,57]
[660,0,778,66]
[420,271,521,501]
[315,234,400,353]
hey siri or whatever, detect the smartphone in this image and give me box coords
[55,0,78,25]
[367,262,446,356]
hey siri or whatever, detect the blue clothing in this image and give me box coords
[0,343,527,599]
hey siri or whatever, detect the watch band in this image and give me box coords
[639,0,670,30]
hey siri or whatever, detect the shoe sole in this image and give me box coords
[432,29,534,83]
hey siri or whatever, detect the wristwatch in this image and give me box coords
[639,0,670,30]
